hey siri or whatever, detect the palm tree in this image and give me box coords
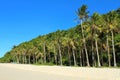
[56,30,63,66]
[103,11,118,67]
[61,37,71,66]
[108,11,118,67]
[51,40,58,65]
[90,22,96,67]
[13,47,20,64]
[71,40,77,66]
[26,42,34,64]
[43,42,46,64]
[57,40,62,65]
[77,4,90,66]
[67,28,78,66]
[91,12,102,67]
[60,30,71,65]
[40,36,47,64]
[52,42,58,65]
[103,14,111,67]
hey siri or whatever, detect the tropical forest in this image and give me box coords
[1,5,120,67]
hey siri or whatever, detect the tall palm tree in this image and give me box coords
[52,40,58,65]
[56,30,63,66]
[77,4,90,66]
[12,47,20,64]
[104,11,117,67]
[71,40,77,66]
[103,14,111,67]
[26,42,34,64]
[108,11,118,67]
[91,12,102,67]
[61,37,71,66]
[40,36,47,64]
[43,42,46,64]
[64,29,77,66]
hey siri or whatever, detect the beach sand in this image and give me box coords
[0,63,119,80]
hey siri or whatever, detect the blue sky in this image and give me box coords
[0,0,120,57]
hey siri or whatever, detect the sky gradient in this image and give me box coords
[0,0,120,57]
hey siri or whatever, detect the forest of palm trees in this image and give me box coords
[0,5,120,67]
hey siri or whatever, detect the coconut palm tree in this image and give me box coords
[91,12,102,67]
[108,11,118,67]
[13,47,20,63]
[102,11,118,67]
[77,4,90,66]
[55,30,63,66]
[103,14,111,67]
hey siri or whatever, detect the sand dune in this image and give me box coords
[0,63,120,80]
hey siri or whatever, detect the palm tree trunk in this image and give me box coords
[68,45,71,66]
[81,49,85,66]
[58,43,62,66]
[29,55,31,64]
[19,54,21,63]
[33,54,35,64]
[54,46,57,65]
[24,55,27,64]
[92,40,95,67]
[111,30,117,67]
[43,42,46,64]
[22,54,25,64]
[16,55,19,64]
[79,50,82,67]
[54,54,57,65]
[81,20,90,67]
[95,38,101,67]
[72,48,77,66]
[106,34,111,67]
[91,25,95,67]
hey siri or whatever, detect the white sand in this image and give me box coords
[0,63,120,80]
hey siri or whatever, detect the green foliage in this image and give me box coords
[0,52,13,63]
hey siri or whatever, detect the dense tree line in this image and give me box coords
[0,5,120,67]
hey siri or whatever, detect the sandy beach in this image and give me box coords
[0,63,120,80]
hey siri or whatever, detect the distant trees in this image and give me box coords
[0,5,120,67]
